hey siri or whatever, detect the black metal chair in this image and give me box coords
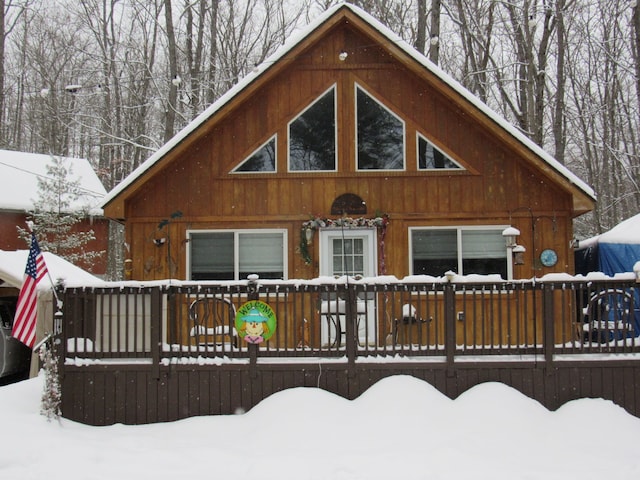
[582,289,634,343]
[188,297,238,351]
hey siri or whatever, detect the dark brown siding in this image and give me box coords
[61,361,640,426]
[0,211,109,276]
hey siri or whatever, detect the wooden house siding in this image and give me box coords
[113,12,585,282]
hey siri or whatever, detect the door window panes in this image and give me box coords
[332,237,365,276]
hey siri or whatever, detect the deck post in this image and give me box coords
[54,286,65,381]
[150,287,162,379]
[543,283,555,367]
[444,282,456,371]
[247,275,259,378]
[345,283,357,376]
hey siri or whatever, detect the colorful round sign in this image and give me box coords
[235,300,277,344]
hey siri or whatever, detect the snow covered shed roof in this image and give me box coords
[0,249,105,291]
[579,213,640,249]
[0,150,107,215]
[101,2,595,217]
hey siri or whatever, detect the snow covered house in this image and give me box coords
[58,4,640,427]
[0,150,109,276]
[102,3,595,284]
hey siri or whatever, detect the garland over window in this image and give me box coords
[299,214,390,267]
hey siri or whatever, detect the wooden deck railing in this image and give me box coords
[58,276,640,369]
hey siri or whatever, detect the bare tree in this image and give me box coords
[566,0,639,235]
[163,0,179,142]
[185,0,207,117]
[414,0,427,55]
[449,0,495,102]
[552,0,569,164]
[1,0,32,148]
[206,0,220,105]
[429,0,440,64]
[633,0,640,119]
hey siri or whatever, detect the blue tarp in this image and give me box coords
[575,214,640,338]
[598,243,640,337]
[598,243,640,277]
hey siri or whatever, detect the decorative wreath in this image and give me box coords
[299,213,390,271]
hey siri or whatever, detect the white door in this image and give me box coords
[319,229,377,345]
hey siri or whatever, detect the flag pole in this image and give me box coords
[29,224,65,342]
[25,222,62,308]
[12,222,62,349]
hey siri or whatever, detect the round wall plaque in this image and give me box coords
[540,249,558,267]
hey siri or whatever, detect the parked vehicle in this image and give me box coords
[0,296,30,381]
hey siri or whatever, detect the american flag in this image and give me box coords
[12,233,49,348]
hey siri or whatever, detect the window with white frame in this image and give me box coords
[188,230,287,280]
[410,227,509,278]
[232,136,276,173]
[356,84,405,170]
[417,133,463,170]
[288,86,336,171]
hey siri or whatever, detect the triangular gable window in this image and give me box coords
[356,84,405,170]
[232,136,277,173]
[288,86,336,171]
[417,133,463,170]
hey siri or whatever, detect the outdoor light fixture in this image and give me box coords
[305,227,314,245]
[124,259,133,280]
[339,50,348,61]
[502,227,520,248]
[512,245,526,265]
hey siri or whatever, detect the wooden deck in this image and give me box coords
[56,277,640,425]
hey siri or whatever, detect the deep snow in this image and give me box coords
[1,373,640,480]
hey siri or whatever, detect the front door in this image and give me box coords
[319,229,377,345]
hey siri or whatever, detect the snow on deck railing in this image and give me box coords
[57,274,640,368]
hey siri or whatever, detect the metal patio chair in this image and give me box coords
[188,296,238,351]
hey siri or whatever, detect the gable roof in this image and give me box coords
[0,150,107,215]
[101,2,595,215]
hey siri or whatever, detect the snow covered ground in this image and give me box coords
[2,373,640,480]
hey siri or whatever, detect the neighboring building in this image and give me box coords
[101,4,595,283]
[0,249,104,379]
[0,150,109,276]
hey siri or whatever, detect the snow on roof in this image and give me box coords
[0,249,105,291]
[101,2,595,208]
[0,150,107,214]
[579,213,640,248]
